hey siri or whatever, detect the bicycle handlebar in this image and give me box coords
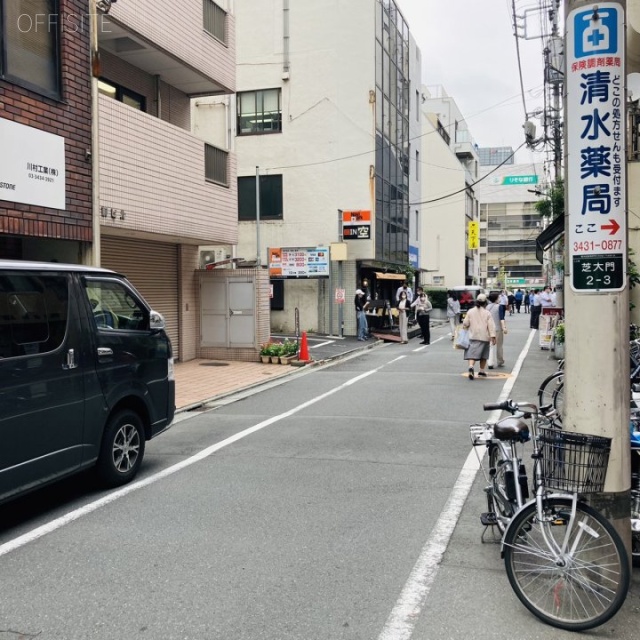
[483,400,540,414]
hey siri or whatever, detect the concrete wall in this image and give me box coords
[419,108,467,287]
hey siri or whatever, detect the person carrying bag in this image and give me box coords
[461,293,496,380]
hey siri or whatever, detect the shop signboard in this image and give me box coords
[567,3,626,292]
[268,246,329,279]
[342,210,371,240]
[0,118,66,210]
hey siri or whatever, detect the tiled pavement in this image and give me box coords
[173,357,295,411]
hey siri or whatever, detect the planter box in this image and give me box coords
[554,342,565,360]
[270,355,281,364]
[279,355,295,365]
[260,355,271,363]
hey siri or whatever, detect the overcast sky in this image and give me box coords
[398,0,548,167]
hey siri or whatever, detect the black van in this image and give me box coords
[0,260,175,505]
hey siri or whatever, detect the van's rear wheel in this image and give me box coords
[97,410,145,487]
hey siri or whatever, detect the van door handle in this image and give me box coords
[97,347,113,357]
[63,349,77,370]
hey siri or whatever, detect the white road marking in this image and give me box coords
[377,329,537,640]
[310,340,335,348]
[412,335,446,351]
[0,363,383,559]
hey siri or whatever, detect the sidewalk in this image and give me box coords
[173,333,384,411]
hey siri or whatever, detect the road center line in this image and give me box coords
[377,329,537,640]
[0,363,384,559]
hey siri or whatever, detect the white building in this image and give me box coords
[233,0,422,336]
[419,88,480,287]
[474,160,546,289]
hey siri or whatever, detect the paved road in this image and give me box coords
[0,313,637,639]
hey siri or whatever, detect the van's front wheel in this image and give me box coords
[97,410,145,487]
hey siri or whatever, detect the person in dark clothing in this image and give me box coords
[411,292,432,345]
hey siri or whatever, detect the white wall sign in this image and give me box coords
[567,3,626,292]
[0,118,66,210]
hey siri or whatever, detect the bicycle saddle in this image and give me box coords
[494,417,530,442]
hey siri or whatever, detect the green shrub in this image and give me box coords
[423,289,448,309]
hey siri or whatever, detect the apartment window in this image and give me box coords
[98,79,146,112]
[237,89,282,135]
[238,175,283,220]
[415,150,419,181]
[203,0,227,44]
[205,144,229,186]
[415,90,419,120]
[0,0,60,98]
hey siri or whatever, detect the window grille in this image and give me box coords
[205,144,228,186]
[203,0,227,43]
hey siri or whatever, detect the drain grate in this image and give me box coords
[199,362,230,367]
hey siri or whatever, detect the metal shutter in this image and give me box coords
[101,237,180,359]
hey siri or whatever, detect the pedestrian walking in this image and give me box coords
[446,291,461,339]
[411,291,432,345]
[507,291,516,316]
[354,289,369,341]
[397,290,409,343]
[462,293,496,380]
[514,288,523,313]
[524,289,530,313]
[487,292,507,368]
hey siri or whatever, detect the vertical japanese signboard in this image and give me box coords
[468,221,479,249]
[567,3,626,292]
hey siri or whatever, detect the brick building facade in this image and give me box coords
[0,0,93,261]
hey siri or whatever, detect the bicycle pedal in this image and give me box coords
[480,512,498,526]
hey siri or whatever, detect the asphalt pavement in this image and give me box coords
[179,318,639,638]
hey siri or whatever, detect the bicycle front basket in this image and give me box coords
[538,427,611,494]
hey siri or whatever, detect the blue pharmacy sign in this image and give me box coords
[567,3,626,292]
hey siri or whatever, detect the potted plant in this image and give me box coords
[259,342,274,363]
[554,322,565,360]
[279,339,298,364]
[269,342,284,363]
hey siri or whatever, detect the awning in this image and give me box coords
[536,217,564,264]
[374,271,406,280]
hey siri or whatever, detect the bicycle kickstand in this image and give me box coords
[480,512,502,544]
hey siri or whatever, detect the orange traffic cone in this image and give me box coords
[299,332,311,362]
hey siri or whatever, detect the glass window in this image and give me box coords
[205,144,229,186]
[237,89,282,135]
[238,175,283,220]
[83,279,149,331]
[203,0,227,44]
[0,274,68,358]
[1,0,60,98]
[98,79,146,112]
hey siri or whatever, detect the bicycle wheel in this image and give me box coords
[488,443,515,532]
[538,371,564,422]
[538,371,563,409]
[551,381,564,420]
[503,498,629,631]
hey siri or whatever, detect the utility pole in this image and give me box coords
[563,0,630,552]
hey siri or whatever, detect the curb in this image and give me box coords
[175,338,384,415]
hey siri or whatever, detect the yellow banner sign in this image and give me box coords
[468,221,479,249]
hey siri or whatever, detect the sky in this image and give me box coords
[398,0,549,168]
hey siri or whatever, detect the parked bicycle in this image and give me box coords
[471,399,630,631]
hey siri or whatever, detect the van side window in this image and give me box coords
[83,279,149,331]
[0,275,69,358]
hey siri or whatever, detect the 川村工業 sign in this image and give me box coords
[567,3,626,292]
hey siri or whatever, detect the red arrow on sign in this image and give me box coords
[601,219,620,235]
